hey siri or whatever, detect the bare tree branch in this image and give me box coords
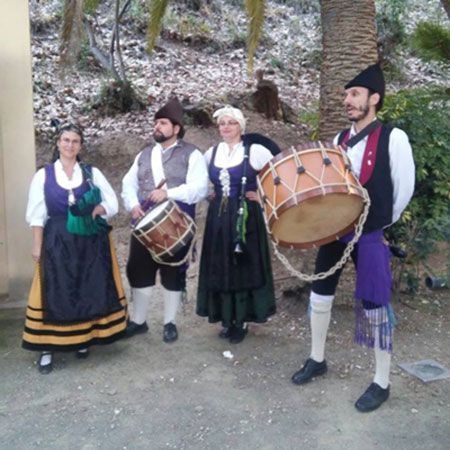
[111,0,132,81]
[83,18,120,79]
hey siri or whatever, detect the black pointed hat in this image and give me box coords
[154,97,185,138]
[345,64,385,102]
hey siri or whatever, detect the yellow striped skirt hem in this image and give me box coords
[22,236,128,351]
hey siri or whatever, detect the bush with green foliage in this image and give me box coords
[379,87,450,292]
[411,21,450,63]
[376,0,407,60]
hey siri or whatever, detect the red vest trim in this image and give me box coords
[341,125,382,185]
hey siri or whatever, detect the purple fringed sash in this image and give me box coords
[340,230,395,352]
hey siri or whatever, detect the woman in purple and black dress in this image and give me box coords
[23,123,127,374]
[196,106,276,343]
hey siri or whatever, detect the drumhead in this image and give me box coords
[271,193,363,248]
[135,200,170,229]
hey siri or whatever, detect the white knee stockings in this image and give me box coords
[131,287,153,324]
[309,292,334,363]
[163,289,181,325]
[131,287,181,326]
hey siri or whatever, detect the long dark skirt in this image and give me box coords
[196,197,276,326]
[40,217,124,324]
[22,216,127,352]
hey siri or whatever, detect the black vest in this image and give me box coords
[338,124,394,232]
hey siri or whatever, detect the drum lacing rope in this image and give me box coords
[270,189,371,282]
[151,235,197,267]
[292,146,304,205]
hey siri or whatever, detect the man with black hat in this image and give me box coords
[291,64,415,412]
[121,97,208,343]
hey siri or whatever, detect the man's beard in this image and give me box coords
[348,102,370,122]
[153,130,174,143]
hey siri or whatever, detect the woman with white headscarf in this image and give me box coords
[196,106,276,343]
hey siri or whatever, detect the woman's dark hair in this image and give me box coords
[51,122,84,163]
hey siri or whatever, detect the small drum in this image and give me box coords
[133,200,196,263]
[258,142,366,248]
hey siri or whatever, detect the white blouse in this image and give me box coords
[204,142,273,171]
[26,160,119,227]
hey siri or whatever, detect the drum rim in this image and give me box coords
[134,199,173,230]
[258,141,336,177]
[272,219,359,249]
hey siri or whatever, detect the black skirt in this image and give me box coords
[196,197,276,326]
[41,217,124,324]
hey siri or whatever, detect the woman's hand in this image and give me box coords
[31,242,41,262]
[208,192,216,202]
[31,226,44,263]
[92,204,107,219]
[245,191,259,202]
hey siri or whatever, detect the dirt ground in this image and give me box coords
[1,119,449,449]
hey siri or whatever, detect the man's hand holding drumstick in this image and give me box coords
[131,178,167,220]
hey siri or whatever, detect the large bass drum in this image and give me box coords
[257,142,366,248]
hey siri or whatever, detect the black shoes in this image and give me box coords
[355,383,390,412]
[163,323,178,343]
[38,352,53,375]
[219,325,248,343]
[219,327,232,339]
[229,324,248,344]
[291,358,328,385]
[76,349,90,359]
[124,321,149,338]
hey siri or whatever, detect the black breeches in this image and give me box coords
[126,235,187,291]
[311,240,378,310]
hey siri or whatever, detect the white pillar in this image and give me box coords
[0,0,36,302]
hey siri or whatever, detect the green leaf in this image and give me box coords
[84,0,102,15]
[245,0,266,74]
[147,0,169,52]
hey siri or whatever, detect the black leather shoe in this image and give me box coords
[76,349,90,359]
[124,321,149,338]
[219,327,232,339]
[229,324,248,344]
[163,323,178,343]
[291,358,327,385]
[38,352,53,375]
[355,383,390,412]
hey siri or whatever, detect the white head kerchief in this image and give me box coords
[213,105,246,133]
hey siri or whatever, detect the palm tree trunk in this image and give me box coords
[318,0,378,141]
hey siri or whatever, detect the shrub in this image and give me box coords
[411,21,450,63]
[379,87,450,292]
[376,0,407,60]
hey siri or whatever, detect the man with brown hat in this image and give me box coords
[291,64,415,412]
[121,97,208,343]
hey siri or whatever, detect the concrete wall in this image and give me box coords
[0,0,36,302]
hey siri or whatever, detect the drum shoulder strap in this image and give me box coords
[209,144,219,169]
[337,129,350,146]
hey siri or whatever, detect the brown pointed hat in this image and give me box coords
[345,63,385,105]
[154,96,185,138]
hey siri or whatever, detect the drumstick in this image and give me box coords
[139,179,168,214]
[155,178,167,190]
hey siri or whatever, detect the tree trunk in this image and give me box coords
[441,0,450,20]
[318,0,378,141]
